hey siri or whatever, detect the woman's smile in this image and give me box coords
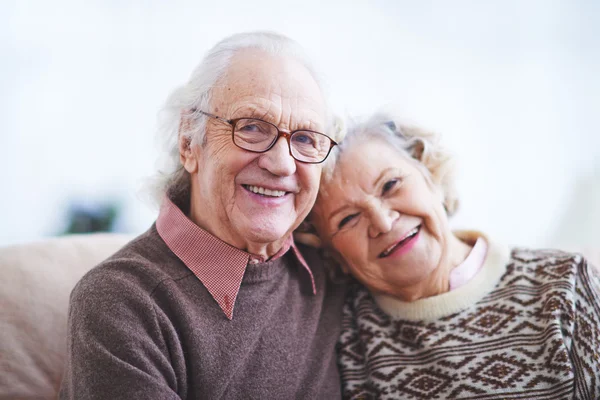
[378,224,421,258]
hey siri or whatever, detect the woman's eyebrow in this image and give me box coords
[327,204,350,224]
[326,168,399,223]
[374,167,398,190]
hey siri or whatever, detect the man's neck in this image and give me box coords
[245,237,290,260]
[188,199,291,261]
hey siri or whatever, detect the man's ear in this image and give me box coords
[179,116,198,173]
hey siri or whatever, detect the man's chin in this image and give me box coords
[239,217,297,246]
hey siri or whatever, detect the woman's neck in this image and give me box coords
[393,234,473,302]
[372,231,512,321]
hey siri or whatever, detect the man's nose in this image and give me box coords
[368,205,399,238]
[257,136,297,176]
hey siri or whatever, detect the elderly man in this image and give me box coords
[59,32,345,399]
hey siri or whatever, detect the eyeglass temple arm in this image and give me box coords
[191,108,233,125]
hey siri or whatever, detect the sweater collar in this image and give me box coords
[372,231,511,321]
[448,236,488,290]
[156,196,315,320]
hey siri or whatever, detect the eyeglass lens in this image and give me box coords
[233,118,332,163]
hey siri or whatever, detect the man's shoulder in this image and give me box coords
[72,226,191,303]
[293,242,330,275]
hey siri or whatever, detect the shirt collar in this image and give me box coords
[448,237,488,291]
[156,196,315,320]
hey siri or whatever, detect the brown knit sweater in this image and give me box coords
[59,225,346,399]
[337,234,600,399]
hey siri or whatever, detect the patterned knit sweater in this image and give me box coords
[337,232,600,399]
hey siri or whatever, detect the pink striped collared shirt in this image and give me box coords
[156,196,316,320]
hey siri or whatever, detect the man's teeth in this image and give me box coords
[381,227,420,256]
[246,185,286,197]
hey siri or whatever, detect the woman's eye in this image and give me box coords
[382,179,398,194]
[338,213,358,229]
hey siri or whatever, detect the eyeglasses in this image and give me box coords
[194,110,337,164]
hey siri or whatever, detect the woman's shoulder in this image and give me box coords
[510,247,583,263]
[505,247,591,287]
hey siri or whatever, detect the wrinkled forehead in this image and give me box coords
[210,49,327,129]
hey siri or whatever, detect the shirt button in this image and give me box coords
[249,258,260,264]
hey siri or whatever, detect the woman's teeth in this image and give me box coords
[245,185,286,197]
[380,226,420,257]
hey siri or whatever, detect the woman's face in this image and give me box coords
[314,138,452,296]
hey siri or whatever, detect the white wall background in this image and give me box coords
[1,0,599,249]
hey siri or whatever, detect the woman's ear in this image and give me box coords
[294,232,322,248]
[294,214,323,248]
[410,138,425,161]
[385,121,425,161]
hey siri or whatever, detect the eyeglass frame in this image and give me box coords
[192,109,337,164]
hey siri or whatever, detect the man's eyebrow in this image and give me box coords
[250,109,274,120]
[232,108,322,131]
[230,105,271,120]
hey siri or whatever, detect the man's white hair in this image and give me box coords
[147,31,329,205]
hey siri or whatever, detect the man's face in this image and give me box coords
[181,49,326,252]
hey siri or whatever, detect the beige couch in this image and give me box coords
[0,234,133,400]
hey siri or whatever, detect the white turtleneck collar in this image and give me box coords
[372,231,511,321]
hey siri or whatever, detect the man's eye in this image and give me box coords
[292,133,315,145]
[338,213,358,229]
[239,124,261,132]
[382,179,398,195]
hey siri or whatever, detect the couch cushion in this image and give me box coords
[0,233,133,399]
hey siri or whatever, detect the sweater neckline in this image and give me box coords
[448,237,487,290]
[242,256,289,283]
[372,231,511,321]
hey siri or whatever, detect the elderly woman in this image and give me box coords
[308,114,600,399]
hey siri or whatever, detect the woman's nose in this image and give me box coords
[368,206,400,238]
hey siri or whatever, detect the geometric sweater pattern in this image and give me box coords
[337,247,600,399]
